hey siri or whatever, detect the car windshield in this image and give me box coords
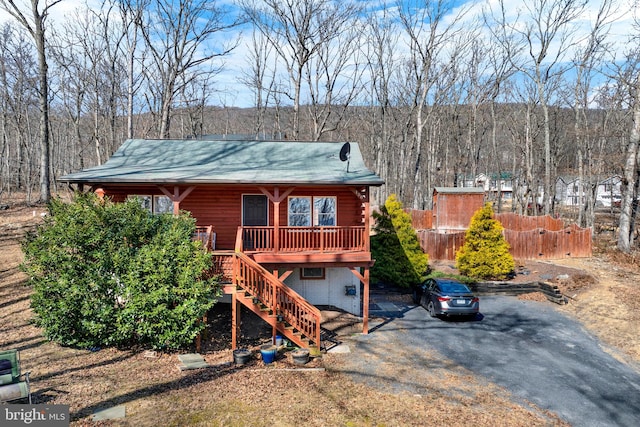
[439,281,471,294]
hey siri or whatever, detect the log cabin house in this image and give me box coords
[59,138,384,351]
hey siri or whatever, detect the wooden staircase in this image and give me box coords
[211,251,322,351]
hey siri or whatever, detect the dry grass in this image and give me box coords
[4,198,634,425]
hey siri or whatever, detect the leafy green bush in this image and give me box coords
[371,194,429,288]
[455,202,515,280]
[21,193,220,350]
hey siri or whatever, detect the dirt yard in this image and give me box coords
[1,199,638,425]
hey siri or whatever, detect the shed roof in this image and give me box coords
[59,139,384,186]
[433,187,485,195]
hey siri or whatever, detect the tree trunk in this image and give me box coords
[618,77,640,252]
[34,7,50,203]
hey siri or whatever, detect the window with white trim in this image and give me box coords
[314,197,336,226]
[300,267,325,279]
[130,195,172,214]
[288,196,337,226]
[131,195,152,212]
[288,197,311,226]
[153,195,172,214]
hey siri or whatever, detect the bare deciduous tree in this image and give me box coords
[0,0,63,202]
[617,48,640,252]
[0,23,38,199]
[138,0,240,138]
[241,0,360,140]
[398,0,471,208]
[492,0,588,215]
[566,0,616,228]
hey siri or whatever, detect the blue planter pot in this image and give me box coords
[260,345,277,364]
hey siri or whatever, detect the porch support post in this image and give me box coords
[231,292,243,351]
[273,188,280,253]
[349,266,370,334]
[231,291,238,350]
[231,254,241,350]
[362,267,370,334]
[259,186,295,253]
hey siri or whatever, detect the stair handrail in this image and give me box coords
[232,248,321,348]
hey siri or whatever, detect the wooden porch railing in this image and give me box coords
[193,225,215,250]
[240,226,366,252]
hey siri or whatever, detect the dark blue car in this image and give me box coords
[413,278,479,318]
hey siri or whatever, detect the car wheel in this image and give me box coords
[427,301,437,318]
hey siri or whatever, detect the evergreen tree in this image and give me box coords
[455,202,515,280]
[371,194,429,287]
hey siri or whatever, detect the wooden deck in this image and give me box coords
[199,225,371,351]
[239,226,366,252]
[236,225,372,265]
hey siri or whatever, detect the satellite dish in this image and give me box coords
[339,142,351,161]
[339,142,351,172]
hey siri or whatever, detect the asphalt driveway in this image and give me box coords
[341,295,640,426]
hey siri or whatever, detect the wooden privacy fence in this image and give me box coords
[417,231,465,260]
[503,224,592,259]
[411,211,591,260]
[405,209,433,230]
[405,209,565,232]
[494,212,564,231]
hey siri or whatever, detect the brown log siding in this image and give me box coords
[95,184,366,250]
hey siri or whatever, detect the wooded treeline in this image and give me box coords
[1,0,640,251]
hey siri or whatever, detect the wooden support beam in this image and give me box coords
[349,266,370,334]
[362,267,369,334]
[231,291,238,350]
[259,186,295,203]
[158,185,196,215]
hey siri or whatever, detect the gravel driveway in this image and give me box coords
[332,294,640,427]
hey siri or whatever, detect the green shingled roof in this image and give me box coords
[59,139,384,186]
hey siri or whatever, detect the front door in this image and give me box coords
[243,195,268,249]
[243,195,268,226]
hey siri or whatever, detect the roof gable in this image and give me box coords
[59,139,384,186]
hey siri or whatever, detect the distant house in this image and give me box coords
[596,175,622,207]
[555,175,621,207]
[59,138,384,351]
[555,176,582,206]
[456,172,513,201]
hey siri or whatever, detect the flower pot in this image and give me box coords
[233,349,252,365]
[291,349,310,365]
[260,345,277,364]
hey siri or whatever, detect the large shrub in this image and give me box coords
[371,194,429,288]
[21,193,220,350]
[455,202,515,280]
